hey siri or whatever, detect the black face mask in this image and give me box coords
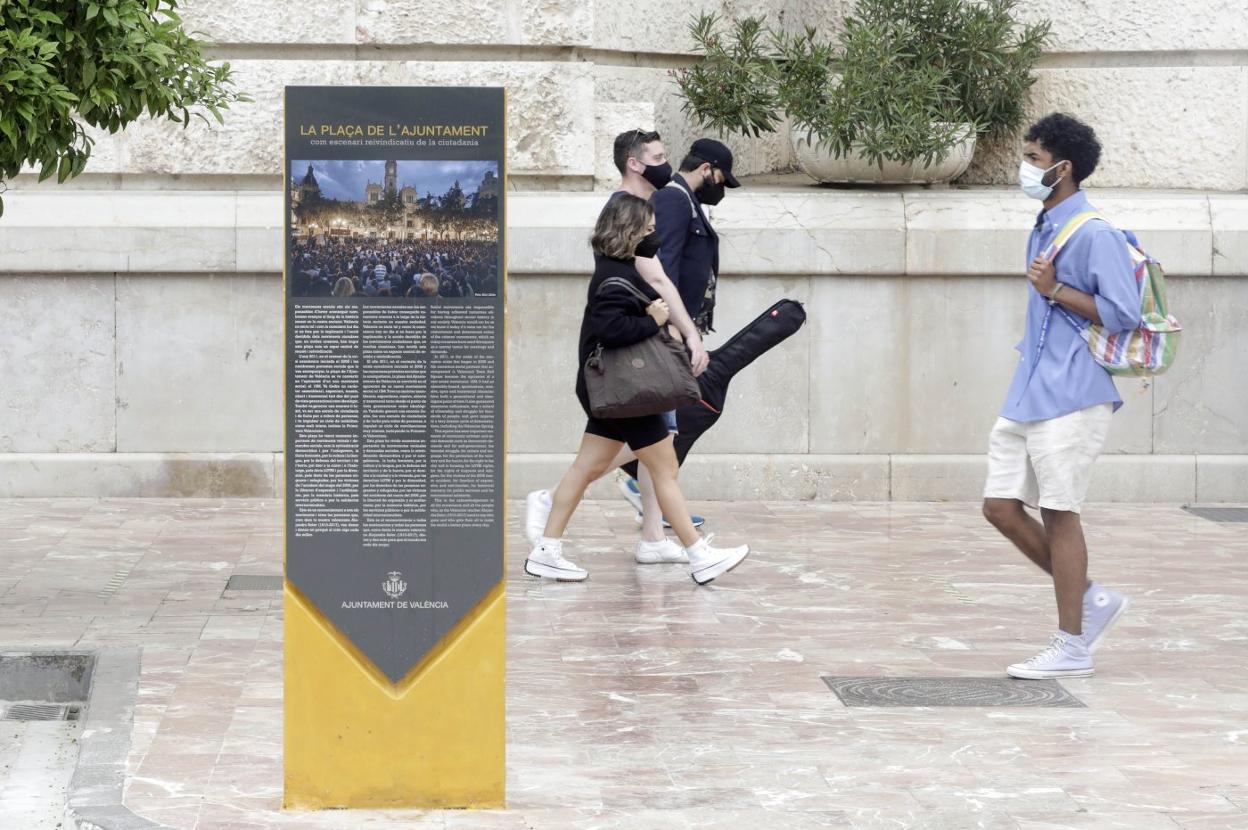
[640,161,673,191]
[697,172,725,206]
[634,231,661,259]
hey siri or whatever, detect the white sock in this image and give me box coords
[538,535,561,549]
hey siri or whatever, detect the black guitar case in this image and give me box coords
[622,298,807,477]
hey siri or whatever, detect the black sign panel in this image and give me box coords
[284,87,505,682]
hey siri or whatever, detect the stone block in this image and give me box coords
[679,453,890,500]
[594,102,658,190]
[85,61,594,179]
[905,191,1213,278]
[0,453,278,497]
[1087,455,1197,503]
[1092,195,1213,278]
[179,0,356,44]
[716,190,905,275]
[809,277,1022,455]
[962,67,1248,192]
[0,276,116,453]
[1103,377,1153,455]
[1211,196,1248,276]
[358,0,591,46]
[236,193,283,273]
[592,0,779,55]
[1014,0,1248,53]
[0,192,238,273]
[504,276,588,453]
[890,455,986,501]
[1153,278,1248,454]
[506,452,890,501]
[905,191,1034,276]
[1196,455,1248,502]
[507,194,603,274]
[115,275,282,452]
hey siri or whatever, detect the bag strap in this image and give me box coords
[1028,211,1101,374]
[1042,211,1101,263]
[664,179,699,219]
[596,275,654,306]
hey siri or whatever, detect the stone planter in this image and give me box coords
[791,125,977,185]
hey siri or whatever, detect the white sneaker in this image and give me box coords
[524,538,588,582]
[635,537,689,564]
[1006,632,1093,680]
[686,534,749,585]
[1083,583,1129,653]
[525,489,552,547]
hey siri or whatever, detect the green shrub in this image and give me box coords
[0,0,249,216]
[675,0,1049,168]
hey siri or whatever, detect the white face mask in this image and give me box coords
[1019,160,1065,201]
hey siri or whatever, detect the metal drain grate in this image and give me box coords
[1183,507,1248,523]
[823,676,1085,708]
[224,574,283,592]
[2,703,82,721]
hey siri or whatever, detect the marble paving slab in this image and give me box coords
[1,497,1246,829]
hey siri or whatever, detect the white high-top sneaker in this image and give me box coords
[524,538,588,582]
[525,489,552,547]
[1082,582,1129,653]
[686,534,749,585]
[1006,631,1093,680]
[635,537,689,565]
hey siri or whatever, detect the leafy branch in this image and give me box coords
[0,0,250,216]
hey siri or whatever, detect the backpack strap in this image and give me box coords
[1042,211,1102,262]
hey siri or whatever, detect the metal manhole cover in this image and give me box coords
[225,575,283,592]
[1183,507,1248,523]
[3,703,82,721]
[822,677,1085,708]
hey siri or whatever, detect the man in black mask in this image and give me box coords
[651,138,740,334]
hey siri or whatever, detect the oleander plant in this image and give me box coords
[674,0,1049,169]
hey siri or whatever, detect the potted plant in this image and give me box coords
[674,0,1049,185]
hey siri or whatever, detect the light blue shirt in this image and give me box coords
[1001,190,1141,423]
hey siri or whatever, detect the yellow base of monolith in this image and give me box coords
[283,582,505,809]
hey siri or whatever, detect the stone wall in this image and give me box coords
[1,188,1244,499]
[0,0,1245,499]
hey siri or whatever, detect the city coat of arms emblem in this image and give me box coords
[382,571,407,600]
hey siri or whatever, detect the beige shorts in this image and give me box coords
[983,403,1113,514]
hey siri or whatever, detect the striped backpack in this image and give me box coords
[1046,211,1182,377]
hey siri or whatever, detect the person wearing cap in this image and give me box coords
[651,138,741,334]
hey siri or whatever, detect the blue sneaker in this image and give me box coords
[618,475,705,529]
[1083,583,1129,653]
[617,474,644,513]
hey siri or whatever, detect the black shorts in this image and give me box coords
[584,414,670,452]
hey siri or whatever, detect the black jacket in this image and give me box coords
[575,256,661,416]
[651,176,718,332]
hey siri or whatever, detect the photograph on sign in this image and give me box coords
[289,159,500,299]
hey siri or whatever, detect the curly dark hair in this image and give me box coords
[1024,113,1102,184]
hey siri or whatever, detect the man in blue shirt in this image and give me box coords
[982,113,1141,680]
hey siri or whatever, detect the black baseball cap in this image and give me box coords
[689,138,741,188]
